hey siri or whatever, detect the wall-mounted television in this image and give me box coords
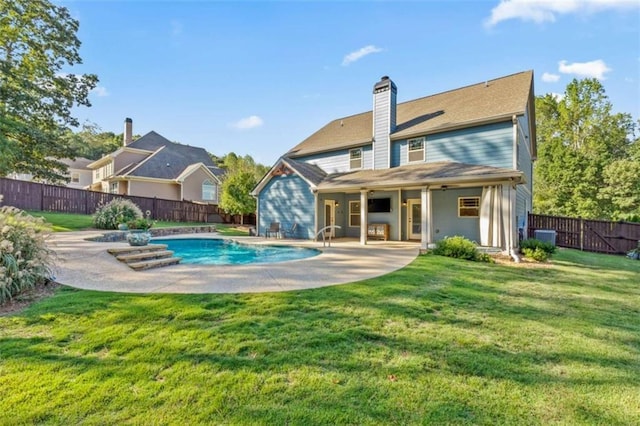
[368,198,391,213]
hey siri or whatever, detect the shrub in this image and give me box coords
[127,217,154,230]
[0,201,54,304]
[432,236,493,263]
[520,238,556,255]
[93,198,143,230]
[522,247,550,262]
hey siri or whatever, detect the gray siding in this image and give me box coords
[392,122,513,169]
[516,187,529,236]
[258,174,315,239]
[373,90,391,169]
[431,188,482,243]
[299,146,372,173]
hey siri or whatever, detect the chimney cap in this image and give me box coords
[125,117,132,123]
[373,75,397,94]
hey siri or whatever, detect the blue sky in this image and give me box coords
[62,0,640,165]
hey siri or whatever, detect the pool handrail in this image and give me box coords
[315,225,342,247]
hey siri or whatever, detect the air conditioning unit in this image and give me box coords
[534,230,557,246]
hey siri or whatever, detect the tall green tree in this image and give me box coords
[0,0,98,182]
[218,153,269,223]
[534,79,636,219]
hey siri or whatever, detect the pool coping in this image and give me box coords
[48,231,420,294]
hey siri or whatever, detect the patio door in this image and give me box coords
[407,199,421,240]
[324,200,336,237]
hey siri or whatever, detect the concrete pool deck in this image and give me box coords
[48,231,420,294]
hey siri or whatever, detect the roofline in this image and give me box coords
[119,146,165,177]
[86,146,154,168]
[316,170,525,193]
[175,162,221,183]
[391,112,523,141]
[287,140,373,159]
[251,157,319,196]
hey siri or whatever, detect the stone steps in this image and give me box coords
[107,244,182,271]
[128,257,182,271]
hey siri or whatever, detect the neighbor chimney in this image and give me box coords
[124,117,133,146]
[372,76,397,169]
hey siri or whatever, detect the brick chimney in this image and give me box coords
[124,117,133,146]
[372,76,397,169]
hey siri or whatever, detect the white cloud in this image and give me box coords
[542,72,560,82]
[230,115,264,130]
[558,59,611,79]
[91,86,109,97]
[485,0,638,27]
[342,45,383,66]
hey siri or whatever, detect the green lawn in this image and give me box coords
[1,250,638,424]
[25,211,248,235]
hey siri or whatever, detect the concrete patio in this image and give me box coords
[48,231,420,294]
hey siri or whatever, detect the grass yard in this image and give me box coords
[25,211,248,235]
[1,250,638,424]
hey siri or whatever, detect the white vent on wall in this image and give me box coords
[534,230,557,246]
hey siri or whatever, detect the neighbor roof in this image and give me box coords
[288,70,535,158]
[120,131,221,180]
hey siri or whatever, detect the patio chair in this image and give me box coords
[266,222,280,238]
[281,223,298,239]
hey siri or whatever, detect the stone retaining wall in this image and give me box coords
[86,226,217,242]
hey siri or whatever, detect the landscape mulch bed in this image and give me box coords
[0,281,61,316]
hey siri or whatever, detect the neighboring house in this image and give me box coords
[253,71,536,255]
[87,118,222,203]
[8,157,93,189]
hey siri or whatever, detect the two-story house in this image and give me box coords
[87,118,223,203]
[253,71,536,255]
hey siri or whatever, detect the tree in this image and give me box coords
[218,153,269,224]
[0,0,98,182]
[534,79,636,219]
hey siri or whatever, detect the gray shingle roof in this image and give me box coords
[317,161,524,191]
[288,70,535,158]
[284,157,327,186]
[122,131,221,180]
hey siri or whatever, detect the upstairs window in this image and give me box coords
[458,197,480,217]
[202,180,218,202]
[408,137,425,163]
[71,172,80,183]
[109,182,118,194]
[349,148,362,170]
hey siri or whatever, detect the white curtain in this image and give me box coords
[480,185,502,247]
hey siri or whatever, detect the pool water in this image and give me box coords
[152,238,320,265]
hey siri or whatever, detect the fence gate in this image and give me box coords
[528,213,640,255]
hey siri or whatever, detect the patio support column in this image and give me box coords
[501,183,516,255]
[360,190,368,245]
[313,191,319,241]
[421,186,431,251]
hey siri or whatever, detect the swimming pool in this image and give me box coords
[152,238,320,265]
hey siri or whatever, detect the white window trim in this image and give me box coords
[458,196,480,218]
[407,137,425,163]
[349,200,361,227]
[109,182,118,194]
[349,148,363,170]
[70,172,80,183]
[202,180,218,202]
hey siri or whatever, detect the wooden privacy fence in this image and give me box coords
[0,177,227,223]
[528,213,640,255]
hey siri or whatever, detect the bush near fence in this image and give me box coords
[528,213,640,255]
[0,177,255,225]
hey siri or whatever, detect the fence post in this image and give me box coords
[40,182,44,211]
[580,219,584,251]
